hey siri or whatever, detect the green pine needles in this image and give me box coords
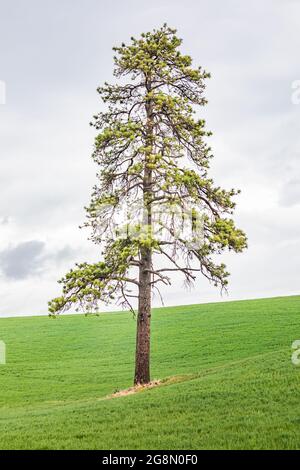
[49,24,247,317]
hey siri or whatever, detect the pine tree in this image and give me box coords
[48,25,247,385]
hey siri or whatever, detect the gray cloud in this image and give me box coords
[53,245,78,265]
[0,240,45,280]
[279,179,300,207]
[0,240,77,281]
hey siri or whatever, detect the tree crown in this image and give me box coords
[49,24,247,315]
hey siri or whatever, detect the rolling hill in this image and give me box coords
[0,295,299,449]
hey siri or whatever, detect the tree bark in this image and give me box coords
[134,162,152,385]
[134,76,153,385]
[134,245,152,385]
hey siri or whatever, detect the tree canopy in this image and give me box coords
[49,24,247,317]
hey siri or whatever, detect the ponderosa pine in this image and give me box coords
[48,25,247,385]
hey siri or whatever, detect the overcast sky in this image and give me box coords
[0,0,299,316]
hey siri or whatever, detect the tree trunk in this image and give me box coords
[134,161,152,385]
[134,76,153,385]
[134,246,152,385]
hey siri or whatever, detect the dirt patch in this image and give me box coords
[107,380,161,399]
[105,373,200,400]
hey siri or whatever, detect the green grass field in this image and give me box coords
[0,295,299,450]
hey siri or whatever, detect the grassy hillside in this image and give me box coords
[0,295,299,449]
